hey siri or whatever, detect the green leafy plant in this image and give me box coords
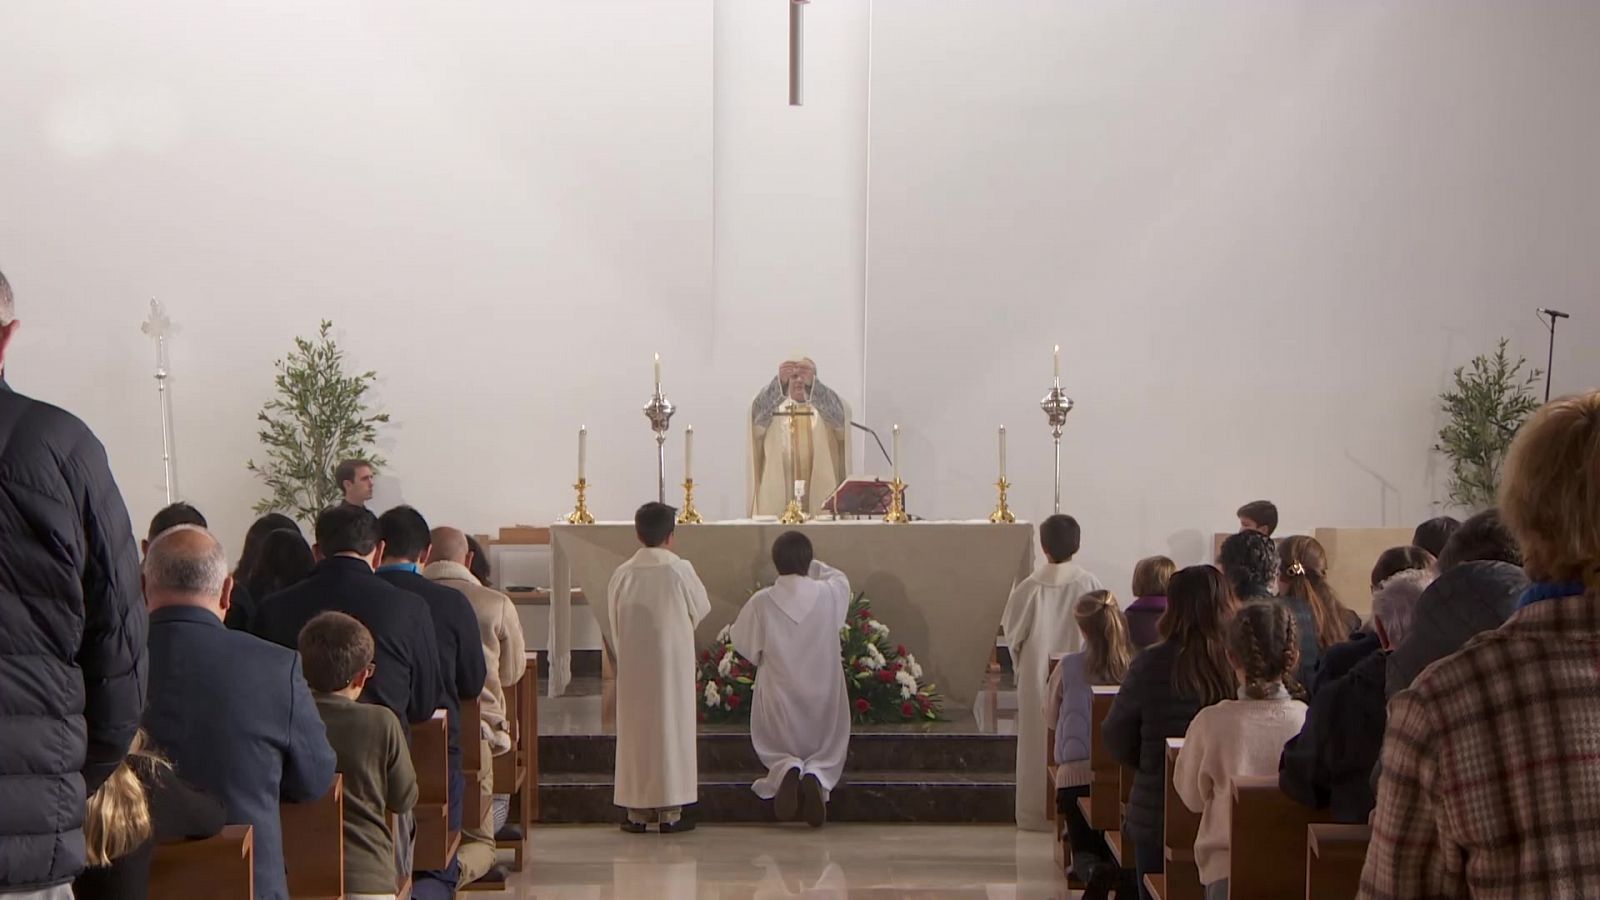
[1435,338,1541,511]
[248,321,389,524]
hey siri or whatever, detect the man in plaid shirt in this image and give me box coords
[1360,390,1600,899]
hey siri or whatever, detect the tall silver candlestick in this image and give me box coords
[1040,373,1075,515]
[140,300,179,504]
[644,389,676,504]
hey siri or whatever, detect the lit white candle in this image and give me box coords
[893,424,901,484]
[1053,344,1061,380]
[999,425,1007,480]
[654,353,662,392]
[685,426,694,481]
[578,425,588,481]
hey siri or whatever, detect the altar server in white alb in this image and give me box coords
[731,531,852,828]
[607,502,711,833]
[1002,513,1105,831]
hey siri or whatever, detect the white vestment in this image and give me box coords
[750,396,852,518]
[1000,560,1105,831]
[607,547,711,810]
[730,561,853,800]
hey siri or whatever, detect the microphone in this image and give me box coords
[850,422,894,468]
[1538,308,1571,319]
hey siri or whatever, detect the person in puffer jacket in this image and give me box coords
[0,268,147,898]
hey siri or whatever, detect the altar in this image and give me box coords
[547,520,1036,706]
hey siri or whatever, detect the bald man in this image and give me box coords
[424,527,527,861]
[142,526,336,900]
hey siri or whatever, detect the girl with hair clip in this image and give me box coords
[1173,603,1310,900]
[1277,535,1360,683]
[1042,590,1135,898]
[73,730,226,900]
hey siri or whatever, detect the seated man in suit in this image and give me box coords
[376,507,495,887]
[141,525,337,900]
[256,505,443,729]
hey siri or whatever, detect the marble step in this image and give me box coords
[539,770,1017,824]
[540,729,1017,776]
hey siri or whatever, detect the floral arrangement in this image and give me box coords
[695,593,943,725]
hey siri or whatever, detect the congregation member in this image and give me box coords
[142,501,207,556]
[1124,556,1174,650]
[608,502,711,833]
[425,526,528,843]
[1279,567,1433,823]
[376,507,495,887]
[299,612,419,900]
[730,532,853,828]
[256,505,443,727]
[1386,508,1527,696]
[1002,513,1106,831]
[1043,591,1134,898]
[1278,535,1360,663]
[338,458,377,510]
[465,534,495,587]
[141,526,337,900]
[1411,515,1461,559]
[1174,602,1309,900]
[239,528,315,620]
[1104,566,1237,900]
[1235,500,1278,536]
[1361,391,1600,897]
[225,512,300,632]
[0,267,148,900]
[1310,545,1434,695]
[1217,530,1320,683]
[73,731,225,900]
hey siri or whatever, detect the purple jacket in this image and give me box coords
[1126,595,1167,649]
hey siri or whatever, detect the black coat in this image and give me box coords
[1279,647,1389,823]
[377,566,488,762]
[1102,641,1211,846]
[1309,630,1381,697]
[257,556,443,726]
[0,379,146,891]
[72,757,227,900]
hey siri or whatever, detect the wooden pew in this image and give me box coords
[1107,763,1135,869]
[1157,738,1203,900]
[281,774,345,900]
[495,651,539,871]
[1081,686,1121,832]
[151,824,254,899]
[1307,824,1370,900]
[461,695,487,832]
[1228,775,1337,900]
[411,711,461,872]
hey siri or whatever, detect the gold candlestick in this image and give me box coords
[883,478,909,524]
[565,478,596,525]
[677,479,704,524]
[779,492,808,525]
[989,477,1015,524]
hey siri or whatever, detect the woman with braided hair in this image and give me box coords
[1173,602,1310,900]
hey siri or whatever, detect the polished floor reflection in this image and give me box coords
[505,823,1074,899]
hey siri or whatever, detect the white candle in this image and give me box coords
[1053,344,1061,380]
[654,353,662,392]
[578,425,588,480]
[893,424,901,484]
[685,426,694,481]
[999,425,1007,479]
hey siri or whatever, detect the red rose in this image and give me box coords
[701,650,712,663]
[901,702,916,717]
[896,645,908,658]
[890,662,902,673]
[728,693,742,709]
[858,609,872,620]
[855,698,870,713]
[876,669,895,683]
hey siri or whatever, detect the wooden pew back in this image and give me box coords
[151,824,254,899]
[1229,775,1337,900]
[1161,738,1204,900]
[1084,686,1121,831]
[411,712,460,872]
[281,774,344,899]
[1307,824,1371,900]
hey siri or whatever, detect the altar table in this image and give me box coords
[548,520,1036,706]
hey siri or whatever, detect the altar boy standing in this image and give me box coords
[1002,514,1105,831]
[607,502,711,833]
[731,531,852,828]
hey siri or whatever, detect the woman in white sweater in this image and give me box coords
[1173,602,1310,900]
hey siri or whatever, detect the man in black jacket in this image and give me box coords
[376,506,494,888]
[0,269,147,897]
[255,505,443,728]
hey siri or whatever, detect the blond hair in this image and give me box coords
[1074,590,1134,684]
[1500,390,1600,589]
[84,731,166,866]
[1131,555,1176,598]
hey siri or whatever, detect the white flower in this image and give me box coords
[896,669,918,699]
[717,651,734,678]
[863,643,886,670]
[716,624,733,643]
[905,654,923,680]
[704,682,721,708]
[870,620,891,637]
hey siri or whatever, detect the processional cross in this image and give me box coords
[772,403,814,523]
[789,0,809,106]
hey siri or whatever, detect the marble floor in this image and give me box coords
[499,823,1075,899]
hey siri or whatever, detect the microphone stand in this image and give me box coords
[850,422,894,469]
[1541,310,1560,403]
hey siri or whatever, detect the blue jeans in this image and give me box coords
[1135,839,1165,900]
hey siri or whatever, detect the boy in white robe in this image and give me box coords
[607,501,711,833]
[1001,513,1104,832]
[731,531,852,828]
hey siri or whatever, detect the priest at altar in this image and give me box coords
[748,357,851,517]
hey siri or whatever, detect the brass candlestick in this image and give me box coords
[565,479,596,525]
[677,479,704,524]
[779,487,808,525]
[883,478,909,524]
[989,477,1015,524]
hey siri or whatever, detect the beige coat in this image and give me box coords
[424,560,527,754]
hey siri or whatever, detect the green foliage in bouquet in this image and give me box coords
[695,593,944,725]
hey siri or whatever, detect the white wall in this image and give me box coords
[864,0,1600,590]
[3,1,1596,594]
